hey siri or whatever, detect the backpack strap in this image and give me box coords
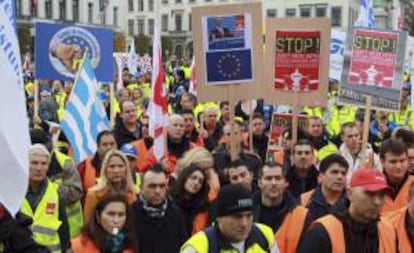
[205,226,219,253]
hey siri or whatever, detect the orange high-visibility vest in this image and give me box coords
[315,214,396,253]
[131,139,150,172]
[275,206,308,253]
[387,207,412,253]
[83,156,97,192]
[382,176,414,215]
[300,189,315,207]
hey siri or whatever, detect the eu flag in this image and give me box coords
[206,50,252,83]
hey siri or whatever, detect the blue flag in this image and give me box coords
[206,50,252,83]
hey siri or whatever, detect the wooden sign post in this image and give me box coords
[192,2,263,160]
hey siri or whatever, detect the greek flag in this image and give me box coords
[61,55,110,164]
[354,0,376,28]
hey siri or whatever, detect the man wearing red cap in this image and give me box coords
[298,168,396,253]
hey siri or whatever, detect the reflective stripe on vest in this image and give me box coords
[275,206,308,253]
[21,180,62,253]
[315,214,396,253]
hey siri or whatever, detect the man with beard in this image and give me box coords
[286,139,319,198]
[113,100,142,148]
[254,163,309,253]
[249,113,268,163]
[300,154,349,223]
[298,169,396,253]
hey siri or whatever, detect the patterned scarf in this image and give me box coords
[139,194,168,218]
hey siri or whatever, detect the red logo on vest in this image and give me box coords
[46,201,56,215]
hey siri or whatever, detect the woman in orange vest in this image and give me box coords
[171,164,212,235]
[83,150,137,224]
[72,194,138,253]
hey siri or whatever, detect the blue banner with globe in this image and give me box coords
[35,22,113,82]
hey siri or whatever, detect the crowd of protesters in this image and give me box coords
[2,57,414,252]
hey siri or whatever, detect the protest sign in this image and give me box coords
[35,22,113,82]
[339,27,407,111]
[262,18,331,107]
[192,2,263,102]
[330,29,346,81]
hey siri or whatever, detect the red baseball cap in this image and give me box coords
[350,169,392,193]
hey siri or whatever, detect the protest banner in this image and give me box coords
[267,113,308,159]
[192,2,263,102]
[330,29,346,81]
[192,2,263,159]
[262,18,331,108]
[35,22,113,82]
[263,18,330,144]
[339,27,407,111]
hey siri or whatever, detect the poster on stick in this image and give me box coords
[267,113,308,156]
[262,18,331,107]
[339,27,407,111]
[192,3,263,102]
[274,31,321,92]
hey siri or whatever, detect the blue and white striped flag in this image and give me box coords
[354,0,376,28]
[61,55,110,164]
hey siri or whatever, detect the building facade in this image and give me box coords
[15,0,125,33]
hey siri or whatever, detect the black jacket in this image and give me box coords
[286,165,319,199]
[113,121,142,148]
[298,211,388,253]
[130,199,189,253]
[0,209,50,253]
[304,185,349,224]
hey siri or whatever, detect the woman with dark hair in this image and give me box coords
[171,164,211,235]
[72,194,138,253]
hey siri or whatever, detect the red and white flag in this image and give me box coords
[189,56,197,95]
[148,21,169,161]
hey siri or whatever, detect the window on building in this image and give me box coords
[285,8,296,17]
[375,15,387,28]
[175,14,183,31]
[189,14,192,31]
[128,19,134,36]
[189,0,196,2]
[16,0,22,17]
[373,0,383,8]
[59,0,66,20]
[138,0,144,11]
[88,3,93,23]
[45,0,52,18]
[138,19,145,34]
[162,14,169,32]
[162,0,168,4]
[30,0,37,16]
[300,6,311,17]
[148,19,155,35]
[267,9,277,18]
[128,0,133,11]
[113,7,118,26]
[176,0,182,3]
[205,0,212,2]
[331,7,342,27]
[72,0,79,22]
[149,0,154,11]
[315,5,327,17]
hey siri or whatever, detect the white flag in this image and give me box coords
[354,0,376,28]
[148,21,169,161]
[0,0,31,215]
[127,39,138,75]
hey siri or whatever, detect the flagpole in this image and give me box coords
[110,81,116,128]
[34,79,39,122]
